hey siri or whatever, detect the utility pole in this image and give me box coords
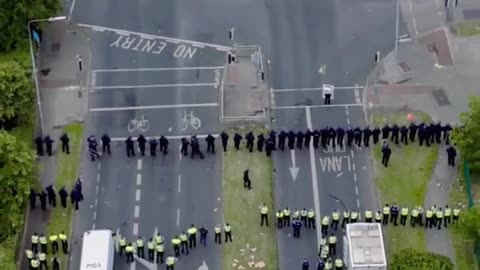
[394,0,400,62]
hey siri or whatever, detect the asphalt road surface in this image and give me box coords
[268,0,408,268]
[67,0,408,269]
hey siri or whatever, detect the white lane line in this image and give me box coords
[96,174,100,183]
[355,186,359,195]
[92,66,224,73]
[353,164,356,171]
[354,88,361,104]
[95,185,99,195]
[136,174,142,185]
[272,104,362,110]
[111,134,220,142]
[176,208,180,226]
[94,199,98,207]
[135,190,141,201]
[178,175,182,193]
[305,106,322,247]
[93,211,97,221]
[130,262,136,270]
[92,224,96,229]
[356,199,360,208]
[134,205,140,218]
[77,23,232,51]
[133,222,139,235]
[68,0,77,19]
[137,159,143,170]
[89,102,218,112]
[353,173,357,182]
[179,144,182,161]
[91,82,217,90]
[165,39,180,44]
[270,86,364,92]
[97,162,101,170]
[347,118,351,125]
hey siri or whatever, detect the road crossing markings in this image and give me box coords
[92,66,224,73]
[272,104,362,110]
[89,102,219,112]
[91,82,217,90]
[305,107,322,246]
[269,86,364,92]
[78,23,232,51]
[354,84,361,104]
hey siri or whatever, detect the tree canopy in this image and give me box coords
[454,207,480,242]
[390,249,454,270]
[0,59,34,125]
[453,96,480,170]
[0,131,36,237]
[0,0,61,52]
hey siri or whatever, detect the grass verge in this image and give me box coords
[372,111,438,258]
[448,166,478,270]
[454,21,480,37]
[46,123,84,269]
[223,127,278,270]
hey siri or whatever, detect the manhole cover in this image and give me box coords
[432,89,451,106]
[399,62,411,72]
[51,43,61,52]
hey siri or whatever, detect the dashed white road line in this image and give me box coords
[92,66,224,73]
[136,174,142,185]
[89,102,218,112]
[92,162,102,230]
[137,159,143,170]
[77,23,232,51]
[134,205,140,218]
[176,208,181,226]
[133,222,139,235]
[178,175,182,193]
[135,190,141,201]
[305,106,322,247]
[91,82,217,90]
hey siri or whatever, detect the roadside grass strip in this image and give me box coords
[372,111,438,258]
[454,21,480,37]
[223,127,278,270]
[46,123,84,269]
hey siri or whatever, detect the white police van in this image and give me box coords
[80,230,115,270]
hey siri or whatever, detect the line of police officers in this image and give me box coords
[29,180,83,212]
[26,232,69,270]
[117,223,232,269]
[258,203,461,270]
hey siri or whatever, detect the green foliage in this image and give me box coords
[0,0,61,52]
[454,207,480,242]
[453,96,480,171]
[0,233,18,270]
[0,59,34,124]
[0,131,36,237]
[390,249,454,270]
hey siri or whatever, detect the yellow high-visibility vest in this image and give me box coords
[383,206,390,215]
[332,211,340,221]
[444,208,452,216]
[261,206,268,214]
[307,210,315,218]
[283,209,290,216]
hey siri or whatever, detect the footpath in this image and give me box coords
[363,0,480,262]
[18,20,90,270]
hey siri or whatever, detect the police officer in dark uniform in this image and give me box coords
[328,126,337,147]
[137,135,147,156]
[234,133,243,150]
[400,125,408,145]
[363,126,372,147]
[101,134,111,155]
[336,127,345,147]
[265,138,274,156]
[292,218,302,238]
[245,132,255,152]
[190,136,204,159]
[60,133,70,154]
[288,131,296,150]
[302,258,310,270]
[243,169,252,189]
[269,130,277,150]
[346,127,354,147]
[59,186,68,208]
[354,127,362,147]
[381,124,391,140]
[125,136,135,157]
[296,131,304,150]
[220,131,229,152]
[372,126,381,144]
[206,134,216,153]
[39,190,47,211]
[443,123,452,144]
[29,189,37,209]
[409,122,418,142]
[181,137,189,156]
[391,124,400,144]
[278,130,287,150]
[381,142,392,167]
[426,123,434,146]
[160,136,169,155]
[257,134,265,152]
[149,138,158,156]
[46,185,56,207]
[305,129,312,148]
[447,145,457,167]
[44,135,54,156]
[88,135,100,161]
[434,122,442,144]
[312,129,321,149]
[418,123,426,146]
[320,127,328,148]
[35,136,44,156]
[390,203,399,225]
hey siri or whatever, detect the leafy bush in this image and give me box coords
[390,249,454,270]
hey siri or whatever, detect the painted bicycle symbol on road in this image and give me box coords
[128,114,149,133]
[181,110,201,131]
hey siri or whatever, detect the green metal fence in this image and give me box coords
[462,161,480,266]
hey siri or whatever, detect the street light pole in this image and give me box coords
[27,16,66,137]
[394,0,400,61]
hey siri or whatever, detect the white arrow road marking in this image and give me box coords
[289,149,300,181]
[198,260,209,270]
